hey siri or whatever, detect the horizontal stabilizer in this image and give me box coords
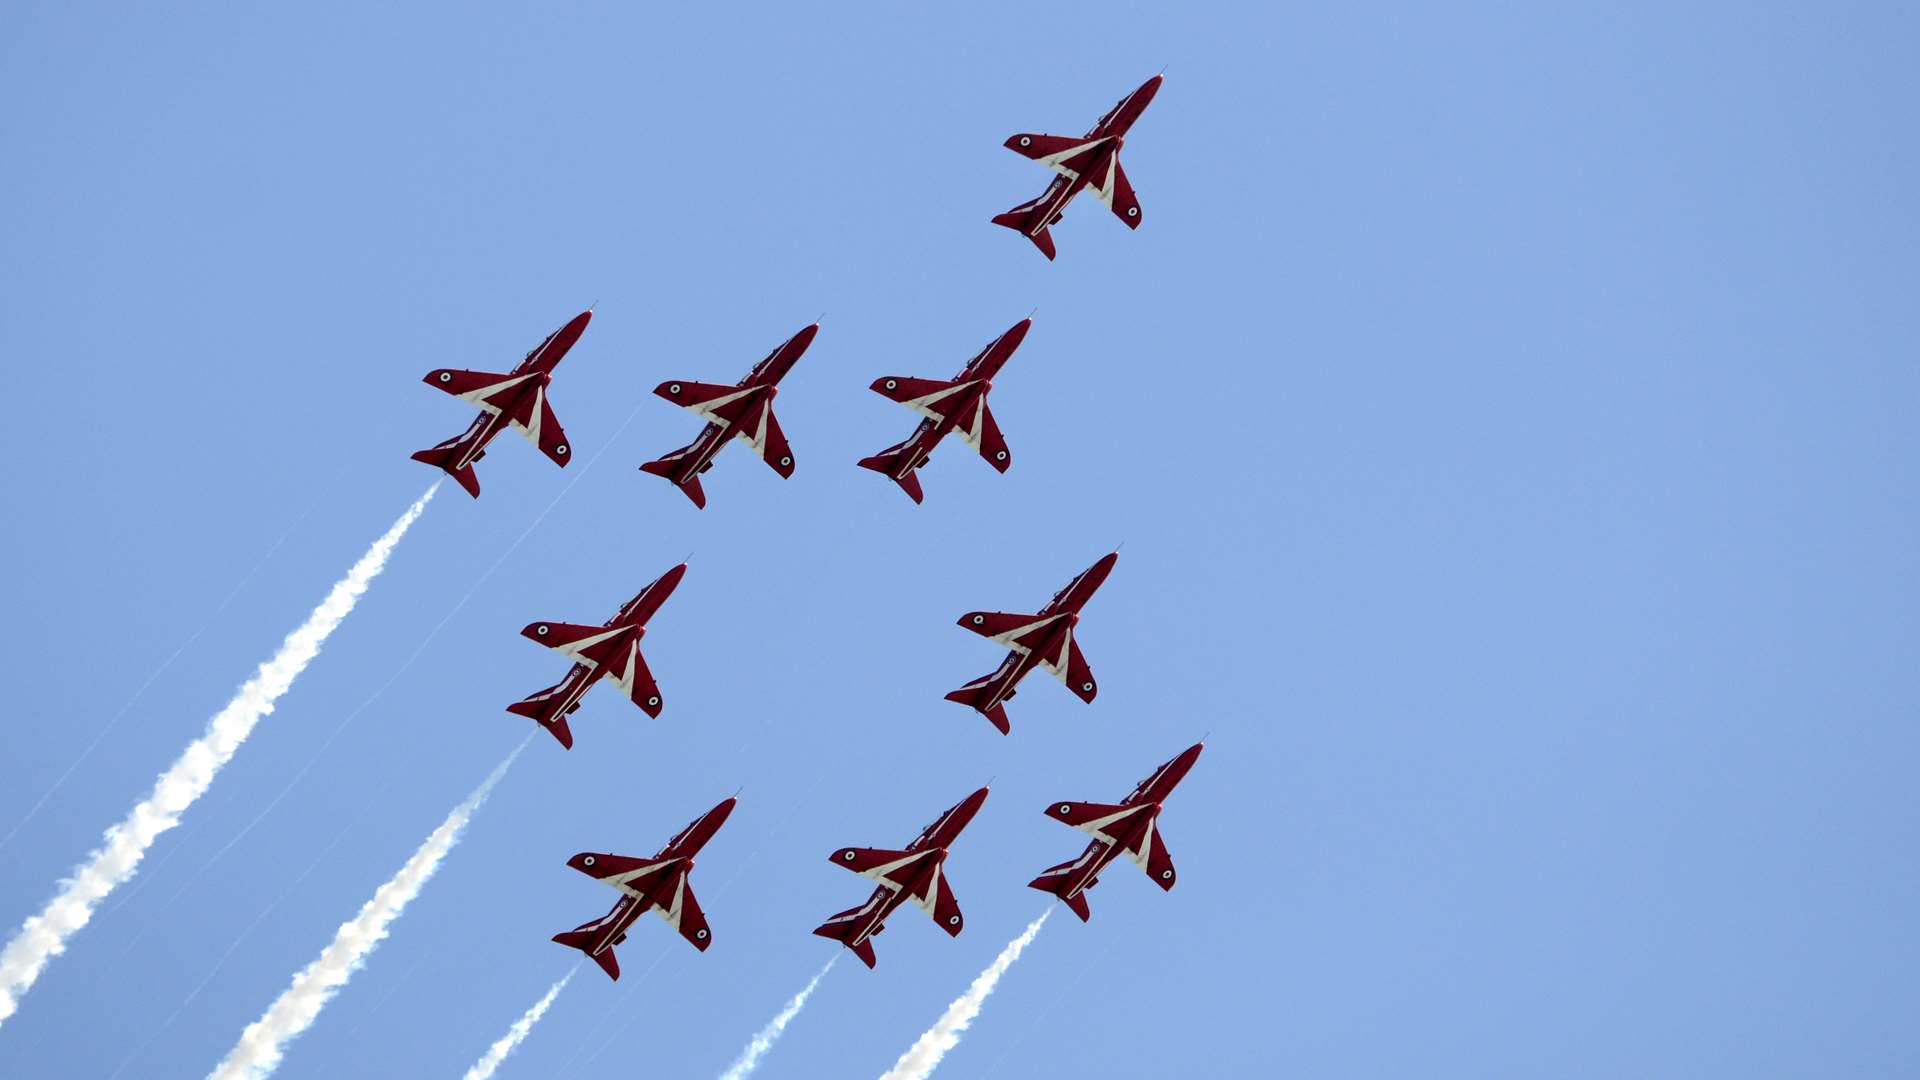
[410,445,481,498]
[811,918,880,969]
[638,454,682,481]
[856,450,925,503]
[505,687,574,749]
[640,456,707,508]
[1026,864,1093,921]
[552,929,619,980]
[893,469,924,504]
[943,686,1011,735]
[811,906,880,969]
[991,210,1056,260]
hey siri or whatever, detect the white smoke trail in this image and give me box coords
[718,954,839,1080]
[878,908,1053,1080]
[463,964,578,1080]
[208,737,528,1080]
[0,484,438,1028]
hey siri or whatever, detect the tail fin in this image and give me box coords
[1027,864,1092,922]
[810,916,879,969]
[943,685,1011,735]
[552,929,619,980]
[856,451,925,503]
[640,456,708,508]
[991,210,1057,261]
[506,686,575,749]
[410,445,481,498]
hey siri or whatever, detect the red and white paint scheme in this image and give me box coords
[640,323,818,508]
[411,309,593,498]
[945,551,1118,734]
[1028,743,1203,922]
[857,318,1031,504]
[811,787,989,970]
[991,75,1163,260]
[553,796,736,980]
[506,562,687,750]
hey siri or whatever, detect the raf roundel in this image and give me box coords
[668,383,682,395]
[779,455,792,468]
[842,850,856,861]
[437,371,452,383]
[556,445,568,456]
[1019,136,1032,147]
[1128,206,1139,217]
[696,928,709,940]
[536,624,549,636]
[1059,804,1073,815]
[972,615,985,626]
[995,450,1008,461]
[647,695,660,708]
[1081,681,1095,693]
[947,914,960,926]
[583,855,596,867]
[1160,869,1173,880]
[884,379,898,390]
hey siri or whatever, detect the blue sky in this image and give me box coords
[4,2,1918,1076]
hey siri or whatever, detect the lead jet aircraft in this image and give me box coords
[506,562,686,750]
[811,787,988,969]
[857,318,1031,504]
[1028,742,1203,921]
[411,309,592,497]
[992,75,1163,260]
[553,796,736,980]
[640,323,818,508]
[946,551,1118,734]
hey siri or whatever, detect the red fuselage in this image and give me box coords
[1008,75,1161,239]
[970,551,1117,714]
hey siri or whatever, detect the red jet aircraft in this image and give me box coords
[992,75,1163,260]
[946,551,1118,734]
[811,787,989,969]
[857,318,1031,504]
[553,796,736,980]
[411,309,592,497]
[506,563,686,750]
[1029,743,1203,921]
[640,323,818,508]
